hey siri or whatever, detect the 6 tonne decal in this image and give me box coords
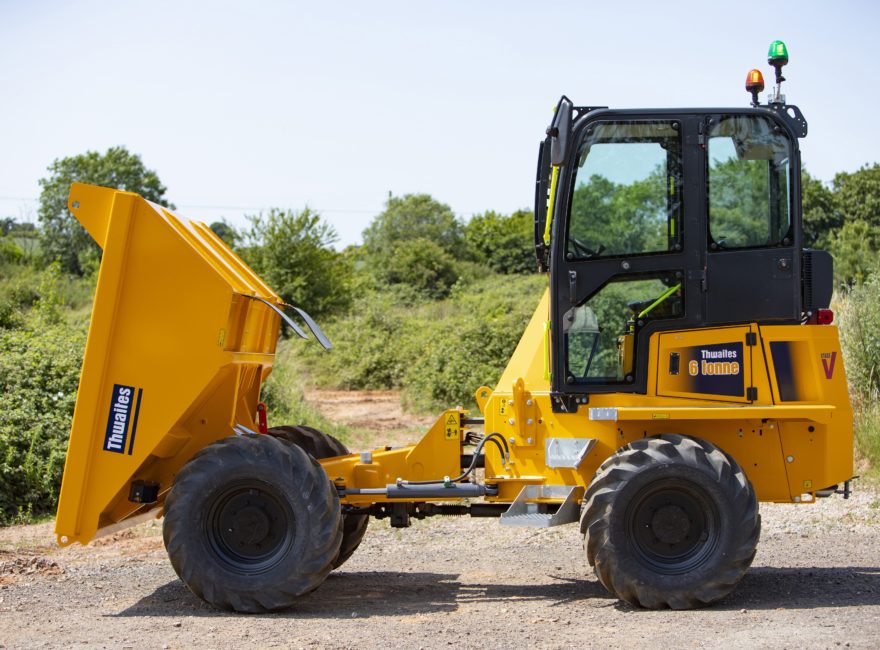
[103,384,143,455]
[664,342,745,398]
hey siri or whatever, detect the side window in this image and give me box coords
[708,115,792,249]
[567,122,682,260]
[563,273,683,383]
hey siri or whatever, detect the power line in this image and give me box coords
[0,196,485,218]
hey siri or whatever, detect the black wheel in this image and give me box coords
[268,425,369,568]
[163,434,342,612]
[581,434,760,609]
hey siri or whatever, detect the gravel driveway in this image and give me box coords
[2,482,879,649]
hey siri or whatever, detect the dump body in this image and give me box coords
[55,183,282,546]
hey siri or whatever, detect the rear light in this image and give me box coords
[816,309,834,325]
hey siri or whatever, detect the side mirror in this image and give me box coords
[534,139,551,272]
[548,96,574,166]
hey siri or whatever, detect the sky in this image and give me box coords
[2,0,878,248]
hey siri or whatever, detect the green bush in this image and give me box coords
[464,209,535,275]
[0,318,86,525]
[375,237,461,300]
[0,264,41,315]
[837,275,880,400]
[298,291,409,390]
[837,274,880,470]
[260,338,350,443]
[0,236,23,265]
[854,402,880,472]
[829,220,880,286]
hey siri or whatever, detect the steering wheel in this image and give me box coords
[569,238,605,259]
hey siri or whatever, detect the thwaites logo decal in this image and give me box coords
[665,342,744,397]
[103,384,143,455]
[821,351,837,379]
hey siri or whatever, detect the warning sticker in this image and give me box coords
[499,400,507,416]
[444,413,459,439]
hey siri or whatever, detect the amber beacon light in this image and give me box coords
[745,69,765,106]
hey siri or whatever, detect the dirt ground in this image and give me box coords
[1,391,879,649]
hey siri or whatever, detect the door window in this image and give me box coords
[563,273,684,383]
[567,122,683,260]
[708,115,792,249]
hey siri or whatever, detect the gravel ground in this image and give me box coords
[1,393,878,649]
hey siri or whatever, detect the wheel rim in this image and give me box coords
[206,481,295,574]
[626,478,720,575]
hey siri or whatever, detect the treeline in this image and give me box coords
[2,146,880,525]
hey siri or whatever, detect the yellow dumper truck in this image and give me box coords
[55,41,854,611]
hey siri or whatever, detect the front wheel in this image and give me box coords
[163,434,342,612]
[581,434,760,609]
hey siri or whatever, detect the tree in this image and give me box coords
[209,220,239,248]
[361,193,465,297]
[464,209,535,274]
[240,207,351,319]
[833,163,880,228]
[38,147,172,275]
[379,237,460,300]
[707,158,780,247]
[801,169,840,247]
[829,219,880,286]
[569,171,667,257]
[363,194,463,257]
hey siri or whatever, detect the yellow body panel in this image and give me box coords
[56,184,282,546]
[479,301,853,504]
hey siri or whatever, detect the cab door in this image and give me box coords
[703,113,802,325]
[551,113,706,399]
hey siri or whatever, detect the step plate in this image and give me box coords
[499,485,584,527]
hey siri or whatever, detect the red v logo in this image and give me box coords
[822,352,837,379]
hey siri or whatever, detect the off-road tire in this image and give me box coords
[268,424,369,568]
[163,434,342,612]
[581,434,760,609]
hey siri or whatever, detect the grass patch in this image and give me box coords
[854,400,880,479]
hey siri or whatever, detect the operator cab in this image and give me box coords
[535,44,832,408]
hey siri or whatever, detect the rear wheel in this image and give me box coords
[268,424,369,568]
[163,434,342,612]
[581,434,760,609]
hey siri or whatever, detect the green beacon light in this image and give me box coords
[767,40,789,103]
[768,40,789,68]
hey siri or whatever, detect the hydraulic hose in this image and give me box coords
[396,432,509,487]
